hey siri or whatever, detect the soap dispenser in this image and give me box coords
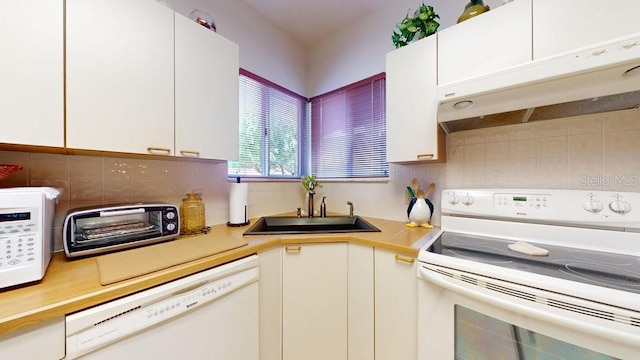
[320,197,327,217]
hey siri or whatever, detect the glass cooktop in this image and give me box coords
[426,232,640,295]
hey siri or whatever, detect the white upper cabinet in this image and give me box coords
[0,0,64,148]
[175,13,239,160]
[386,35,445,163]
[533,0,640,59]
[437,0,532,85]
[66,0,175,155]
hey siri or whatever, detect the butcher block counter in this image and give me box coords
[0,215,436,335]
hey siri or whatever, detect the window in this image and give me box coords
[228,70,307,177]
[310,74,388,178]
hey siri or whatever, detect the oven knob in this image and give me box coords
[447,192,459,205]
[166,211,176,220]
[461,194,474,206]
[166,223,176,231]
[609,198,631,214]
[583,198,603,213]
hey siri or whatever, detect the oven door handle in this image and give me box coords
[419,265,640,347]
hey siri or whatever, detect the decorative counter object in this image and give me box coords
[457,0,490,23]
[392,3,440,48]
[180,192,206,234]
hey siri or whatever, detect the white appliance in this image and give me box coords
[418,189,640,359]
[66,255,259,359]
[438,32,640,133]
[0,187,61,289]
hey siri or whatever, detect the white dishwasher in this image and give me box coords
[65,255,259,359]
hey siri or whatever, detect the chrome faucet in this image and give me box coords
[308,182,315,217]
[347,201,354,217]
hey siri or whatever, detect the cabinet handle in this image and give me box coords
[416,153,434,159]
[285,246,301,253]
[180,150,201,157]
[147,147,171,155]
[394,255,415,264]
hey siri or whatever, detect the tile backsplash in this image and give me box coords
[1,108,638,252]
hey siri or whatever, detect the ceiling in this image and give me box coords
[243,0,396,46]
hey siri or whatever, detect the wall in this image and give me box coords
[307,0,504,96]
[314,108,640,226]
[0,153,304,251]
[164,0,307,96]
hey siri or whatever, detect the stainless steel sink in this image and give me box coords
[243,216,381,235]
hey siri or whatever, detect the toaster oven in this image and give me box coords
[63,204,179,258]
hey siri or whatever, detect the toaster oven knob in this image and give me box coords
[166,211,176,220]
[166,223,177,232]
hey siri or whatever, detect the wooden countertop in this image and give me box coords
[0,215,437,335]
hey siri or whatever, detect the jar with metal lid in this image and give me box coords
[180,192,205,234]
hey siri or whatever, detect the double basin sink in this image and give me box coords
[243,215,381,235]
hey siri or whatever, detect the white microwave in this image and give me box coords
[0,187,61,289]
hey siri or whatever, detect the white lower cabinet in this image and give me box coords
[282,242,349,360]
[0,316,65,359]
[258,247,283,360]
[272,243,416,359]
[374,249,418,360]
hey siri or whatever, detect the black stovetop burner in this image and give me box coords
[426,231,640,295]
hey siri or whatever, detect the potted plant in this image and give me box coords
[392,3,440,49]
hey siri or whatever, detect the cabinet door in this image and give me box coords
[0,317,65,360]
[258,247,282,360]
[348,243,374,360]
[66,0,175,155]
[282,243,348,360]
[386,35,444,163]
[438,0,532,85]
[0,0,64,148]
[175,14,239,160]
[533,0,640,59]
[374,249,418,360]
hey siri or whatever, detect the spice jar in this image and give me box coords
[180,192,205,234]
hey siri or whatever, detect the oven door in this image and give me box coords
[417,261,640,360]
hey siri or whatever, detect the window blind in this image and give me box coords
[310,74,388,178]
[229,70,306,177]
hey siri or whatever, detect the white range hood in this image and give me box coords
[437,32,640,133]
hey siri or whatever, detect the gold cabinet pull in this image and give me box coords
[180,150,201,157]
[416,153,434,159]
[285,246,301,253]
[394,254,415,264]
[147,147,171,154]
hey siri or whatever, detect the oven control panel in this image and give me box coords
[442,189,640,228]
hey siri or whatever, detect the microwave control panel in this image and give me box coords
[0,207,40,271]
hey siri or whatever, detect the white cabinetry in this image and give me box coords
[282,243,348,360]
[0,0,64,148]
[374,249,418,360]
[348,243,374,360]
[258,247,282,360]
[175,13,239,160]
[437,0,532,85]
[386,35,445,163]
[0,317,65,360]
[533,0,640,59]
[66,0,175,155]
